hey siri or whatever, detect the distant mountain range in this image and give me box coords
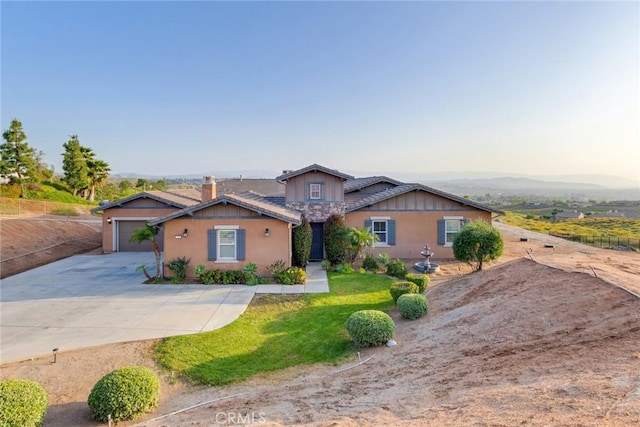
[112,170,639,201]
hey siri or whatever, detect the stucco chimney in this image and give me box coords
[201,176,216,202]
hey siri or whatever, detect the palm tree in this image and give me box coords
[86,158,110,201]
[129,224,162,279]
[346,226,378,264]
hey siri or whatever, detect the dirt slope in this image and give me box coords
[137,259,639,427]
[0,217,102,278]
[1,222,638,426]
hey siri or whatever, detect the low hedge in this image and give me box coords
[87,366,160,423]
[404,273,430,293]
[0,379,48,427]
[275,267,306,285]
[346,310,395,347]
[390,281,419,302]
[397,293,429,320]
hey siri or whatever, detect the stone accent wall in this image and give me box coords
[286,202,345,223]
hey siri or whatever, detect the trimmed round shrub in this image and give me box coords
[390,281,419,302]
[386,259,408,278]
[405,273,430,293]
[88,366,160,423]
[346,310,395,347]
[0,379,48,427]
[397,293,429,320]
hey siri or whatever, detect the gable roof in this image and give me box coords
[276,164,354,183]
[148,192,302,226]
[218,178,285,197]
[345,183,502,214]
[91,190,201,213]
[344,176,404,193]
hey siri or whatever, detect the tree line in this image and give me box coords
[1,118,110,201]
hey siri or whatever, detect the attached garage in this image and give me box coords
[92,190,202,254]
[115,220,165,252]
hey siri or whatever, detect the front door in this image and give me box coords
[310,222,324,261]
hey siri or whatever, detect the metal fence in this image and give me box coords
[0,197,96,218]
[549,232,640,251]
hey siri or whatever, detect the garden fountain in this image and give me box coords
[413,244,439,273]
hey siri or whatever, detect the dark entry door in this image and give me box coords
[310,222,324,261]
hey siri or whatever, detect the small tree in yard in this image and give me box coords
[453,220,504,271]
[345,226,378,264]
[323,214,348,265]
[129,225,162,279]
[292,217,312,267]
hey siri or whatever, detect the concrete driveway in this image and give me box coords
[0,253,330,365]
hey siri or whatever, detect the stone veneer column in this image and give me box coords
[286,202,345,222]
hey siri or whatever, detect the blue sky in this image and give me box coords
[2,1,638,185]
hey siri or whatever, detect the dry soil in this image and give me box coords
[0,219,638,426]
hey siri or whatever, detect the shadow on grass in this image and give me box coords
[180,299,393,386]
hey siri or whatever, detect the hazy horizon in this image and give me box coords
[2,2,638,185]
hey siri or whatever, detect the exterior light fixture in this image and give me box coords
[264,228,270,237]
[52,347,59,364]
[182,228,188,238]
[107,217,112,224]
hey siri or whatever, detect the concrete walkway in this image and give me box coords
[0,254,329,365]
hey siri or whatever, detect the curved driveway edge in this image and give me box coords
[0,254,328,365]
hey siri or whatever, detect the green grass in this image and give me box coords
[155,272,395,386]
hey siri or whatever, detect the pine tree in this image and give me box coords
[1,119,37,198]
[62,135,88,196]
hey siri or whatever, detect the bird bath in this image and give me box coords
[413,244,439,273]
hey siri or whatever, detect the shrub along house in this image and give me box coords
[94,164,499,276]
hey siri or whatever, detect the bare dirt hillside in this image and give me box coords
[0,217,102,278]
[0,222,638,426]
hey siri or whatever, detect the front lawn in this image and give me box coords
[155,272,395,385]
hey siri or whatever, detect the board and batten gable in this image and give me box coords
[353,189,475,212]
[160,203,293,277]
[100,198,183,253]
[345,189,493,259]
[284,171,345,203]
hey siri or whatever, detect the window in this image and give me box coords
[438,216,464,246]
[373,220,388,245]
[309,183,322,200]
[208,227,245,261]
[218,230,237,259]
[365,218,396,246]
[445,219,462,245]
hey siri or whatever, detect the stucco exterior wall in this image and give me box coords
[345,210,492,259]
[162,217,292,277]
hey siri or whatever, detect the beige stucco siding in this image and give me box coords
[345,210,492,259]
[162,208,292,277]
[285,172,345,202]
[101,204,181,253]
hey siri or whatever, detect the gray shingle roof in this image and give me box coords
[148,192,301,226]
[344,176,404,193]
[217,178,285,197]
[345,183,501,214]
[91,190,200,213]
[276,164,354,183]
